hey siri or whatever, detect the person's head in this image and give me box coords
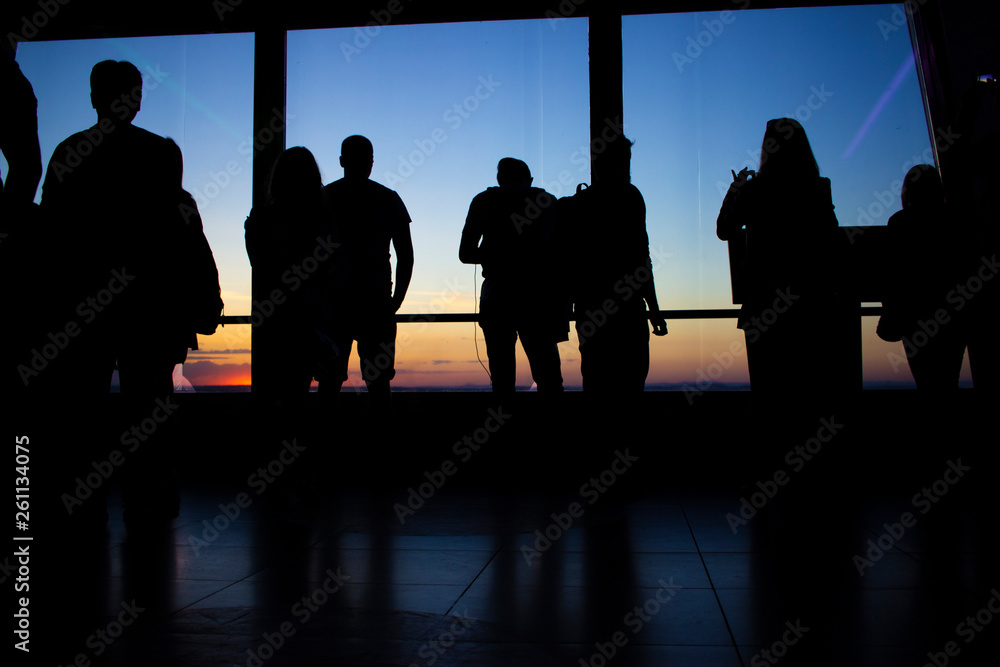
[267,146,324,207]
[90,60,143,124]
[757,118,820,180]
[592,135,633,185]
[496,158,532,187]
[340,135,374,179]
[901,164,945,210]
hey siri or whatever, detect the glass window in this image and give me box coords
[11,33,254,391]
[624,4,968,388]
[286,18,589,389]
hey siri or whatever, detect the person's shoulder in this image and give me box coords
[472,186,501,202]
[886,208,914,229]
[129,125,171,147]
[369,179,403,199]
[624,182,645,199]
[526,186,555,201]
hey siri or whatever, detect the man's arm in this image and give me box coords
[634,190,667,336]
[641,255,668,336]
[458,195,484,265]
[391,219,414,313]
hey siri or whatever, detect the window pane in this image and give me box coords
[14,34,254,392]
[287,19,589,388]
[623,5,968,388]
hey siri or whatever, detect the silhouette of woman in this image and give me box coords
[877,165,967,389]
[717,118,843,393]
[245,147,341,398]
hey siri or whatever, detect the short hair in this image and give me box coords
[341,135,373,161]
[90,60,142,111]
[593,135,633,183]
[497,157,531,185]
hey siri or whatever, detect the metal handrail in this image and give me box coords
[219,306,882,326]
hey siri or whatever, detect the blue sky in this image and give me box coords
[6,4,951,386]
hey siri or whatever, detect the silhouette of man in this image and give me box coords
[460,157,567,393]
[40,60,182,395]
[0,44,41,213]
[560,137,667,392]
[39,60,196,520]
[323,135,413,407]
[1,45,43,397]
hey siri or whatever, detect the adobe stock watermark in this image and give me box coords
[406,611,477,667]
[922,588,1000,667]
[16,267,134,386]
[212,0,244,22]
[187,438,307,555]
[578,578,682,667]
[672,0,750,73]
[544,0,586,30]
[747,620,810,666]
[535,115,628,198]
[854,458,970,577]
[47,599,145,665]
[725,416,844,534]
[236,567,350,667]
[877,0,930,42]
[886,254,999,373]
[715,91,834,199]
[44,64,170,184]
[521,449,639,564]
[383,74,502,187]
[339,0,410,62]
[249,234,340,325]
[6,0,72,46]
[60,397,180,514]
[682,287,799,403]
[851,126,962,228]
[393,406,512,523]
[189,106,294,215]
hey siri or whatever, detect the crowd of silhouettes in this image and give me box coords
[3,56,998,499]
[717,110,999,394]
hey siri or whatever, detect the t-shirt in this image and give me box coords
[560,182,651,313]
[323,177,410,300]
[461,184,557,285]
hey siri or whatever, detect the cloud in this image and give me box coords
[182,360,251,385]
[186,348,253,356]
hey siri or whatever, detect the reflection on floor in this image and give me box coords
[44,480,999,667]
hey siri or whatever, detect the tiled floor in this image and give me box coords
[38,479,1000,666]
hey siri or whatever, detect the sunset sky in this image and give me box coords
[7,4,971,388]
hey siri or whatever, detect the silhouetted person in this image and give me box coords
[40,60,181,393]
[0,45,41,212]
[1,46,42,397]
[323,135,413,411]
[39,60,213,521]
[459,158,567,393]
[950,77,1000,391]
[164,137,225,348]
[877,165,967,389]
[245,146,341,399]
[560,136,667,392]
[717,118,843,395]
